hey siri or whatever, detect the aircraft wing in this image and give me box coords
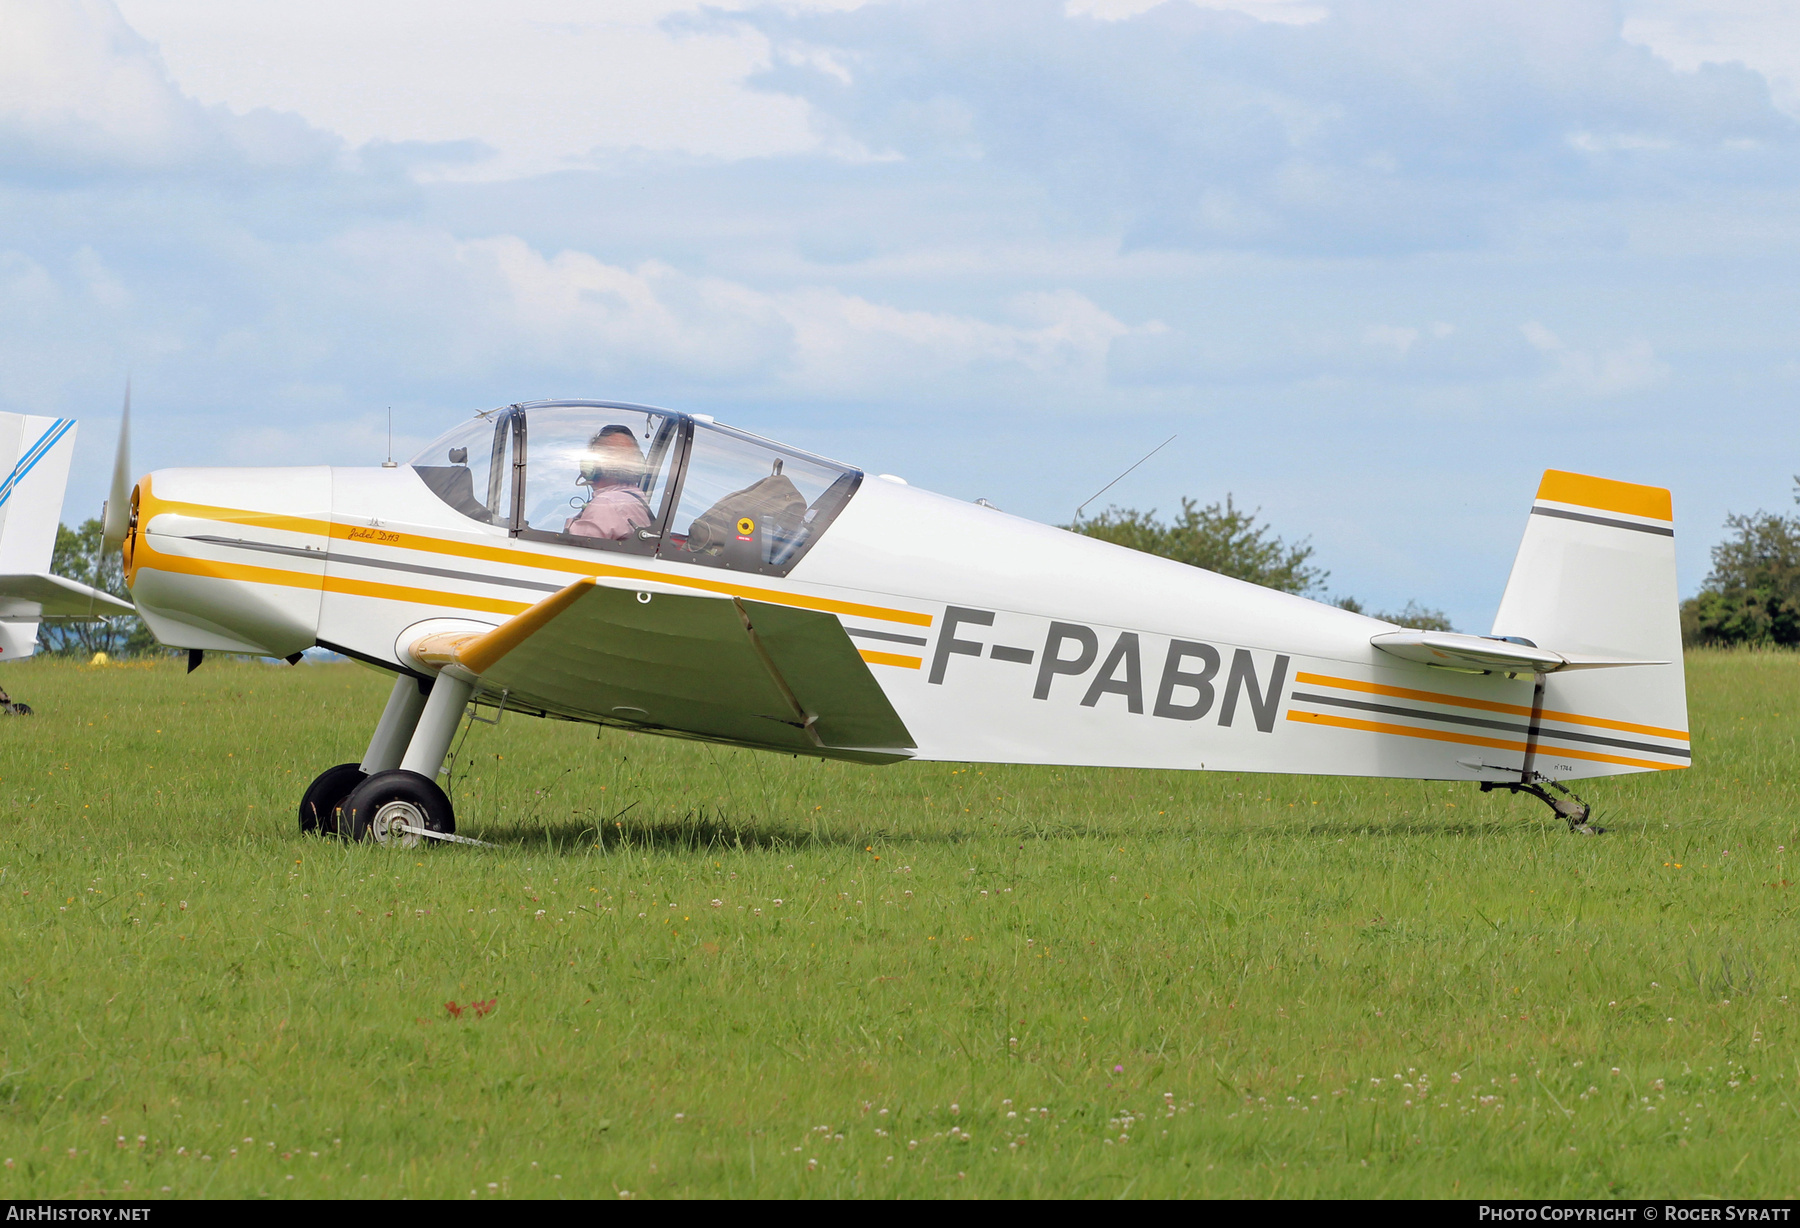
[439,579,916,762]
[1370,630,1664,673]
[0,573,135,621]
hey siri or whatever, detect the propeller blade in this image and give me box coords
[101,381,132,551]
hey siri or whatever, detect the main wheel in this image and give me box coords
[341,769,456,848]
[299,762,366,836]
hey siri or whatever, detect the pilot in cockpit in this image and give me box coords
[565,426,655,541]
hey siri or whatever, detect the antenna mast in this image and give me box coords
[1074,434,1176,523]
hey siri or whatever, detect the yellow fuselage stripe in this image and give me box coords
[1293,670,1688,743]
[131,532,531,616]
[859,649,923,669]
[132,482,933,627]
[1286,710,1684,772]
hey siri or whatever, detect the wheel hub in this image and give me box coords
[370,799,427,849]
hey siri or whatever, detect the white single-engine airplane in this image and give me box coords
[107,398,1685,845]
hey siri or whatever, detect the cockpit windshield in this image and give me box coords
[410,401,860,575]
[664,421,858,575]
[518,405,679,553]
[411,410,513,527]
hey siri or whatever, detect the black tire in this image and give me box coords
[299,762,366,836]
[341,769,456,848]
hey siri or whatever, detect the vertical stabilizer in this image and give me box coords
[1491,469,1688,775]
[0,414,79,660]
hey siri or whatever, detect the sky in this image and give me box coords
[5,0,1799,628]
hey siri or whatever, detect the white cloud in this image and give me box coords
[0,0,335,175]
[1065,0,1323,21]
[123,219,1140,404]
[1363,324,1419,356]
[1624,0,1800,114]
[1565,131,1674,152]
[71,246,130,311]
[459,237,794,381]
[745,0,1799,257]
[0,251,58,309]
[459,234,1134,393]
[784,285,1133,392]
[110,0,849,178]
[0,0,205,170]
[1521,321,1670,397]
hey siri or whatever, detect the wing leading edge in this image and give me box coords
[422,578,916,763]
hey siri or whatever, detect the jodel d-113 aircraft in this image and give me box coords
[105,399,1685,844]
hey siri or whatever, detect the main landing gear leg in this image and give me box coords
[1480,775,1603,836]
[362,674,430,774]
[298,673,428,836]
[341,673,472,847]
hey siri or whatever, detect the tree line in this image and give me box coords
[1075,486,1800,650]
[1070,497,1453,630]
[41,517,162,658]
[1681,481,1800,647]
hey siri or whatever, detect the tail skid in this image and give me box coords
[1480,776,1601,835]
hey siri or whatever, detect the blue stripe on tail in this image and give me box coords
[0,418,75,511]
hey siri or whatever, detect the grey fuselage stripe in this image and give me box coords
[1531,506,1674,537]
[179,536,928,625]
[845,626,929,647]
[178,535,568,594]
[1289,691,1691,760]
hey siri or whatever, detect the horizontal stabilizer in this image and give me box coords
[0,573,135,622]
[1371,630,1664,674]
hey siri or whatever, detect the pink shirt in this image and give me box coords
[565,485,654,540]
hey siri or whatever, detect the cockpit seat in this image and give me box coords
[683,473,808,563]
[414,465,493,523]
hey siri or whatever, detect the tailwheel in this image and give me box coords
[341,769,456,848]
[299,762,367,836]
[1479,776,1604,835]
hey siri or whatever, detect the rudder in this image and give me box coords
[0,413,79,660]
[1491,468,1688,775]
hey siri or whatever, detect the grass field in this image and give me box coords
[0,649,1795,1199]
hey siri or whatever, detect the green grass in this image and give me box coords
[0,649,1796,1199]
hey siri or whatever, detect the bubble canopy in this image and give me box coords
[408,400,862,577]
